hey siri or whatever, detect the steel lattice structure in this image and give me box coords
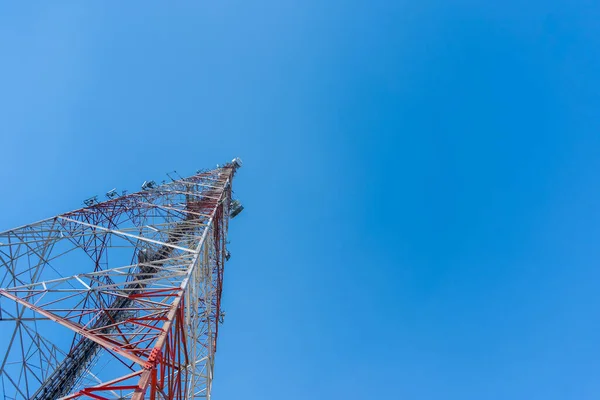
[0,159,242,399]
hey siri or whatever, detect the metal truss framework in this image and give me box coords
[0,161,241,399]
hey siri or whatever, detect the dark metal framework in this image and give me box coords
[0,160,241,399]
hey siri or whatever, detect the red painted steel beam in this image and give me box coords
[0,290,147,367]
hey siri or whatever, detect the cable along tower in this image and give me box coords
[0,159,243,399]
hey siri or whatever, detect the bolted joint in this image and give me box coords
[144,348,163,370]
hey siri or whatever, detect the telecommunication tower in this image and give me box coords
[0,159,243,399]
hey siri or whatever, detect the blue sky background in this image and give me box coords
[1,1,600,399]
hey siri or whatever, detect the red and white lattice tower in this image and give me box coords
[0,158,243,399]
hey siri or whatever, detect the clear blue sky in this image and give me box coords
[1,1,600,399]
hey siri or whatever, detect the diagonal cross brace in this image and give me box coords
[0,289,147,367]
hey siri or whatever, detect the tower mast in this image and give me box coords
[0,158,243,399]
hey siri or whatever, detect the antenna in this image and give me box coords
[105,188,118,199]
[166,170,182,182]
[141,180,157,190]
[83,196,98,207]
